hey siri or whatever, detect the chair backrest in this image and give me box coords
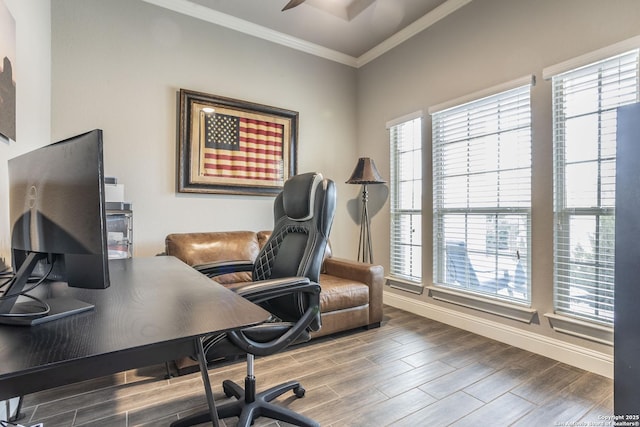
[253,172,336,327]
[445,241,480,288]
[253,172,336,282]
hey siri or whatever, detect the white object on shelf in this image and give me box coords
[105,183,125,202]
[106,206,133,259]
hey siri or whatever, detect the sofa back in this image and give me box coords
[165,230,332,284]
[165,231,270,284]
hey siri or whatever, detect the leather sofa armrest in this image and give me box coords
[322,257,384,324]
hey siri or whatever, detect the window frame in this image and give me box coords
[387,112,423,288]
[550,49,640,326]
[430,76,534,306]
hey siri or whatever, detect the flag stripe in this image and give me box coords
[203,115,284,181]
[205,145,281,157]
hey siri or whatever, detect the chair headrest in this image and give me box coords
[282,172,324,221]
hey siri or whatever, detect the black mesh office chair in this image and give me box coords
[172,172,336,427]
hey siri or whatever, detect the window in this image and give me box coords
[388,113,422,285]
[551,50,639,325]
[432,79,533,304]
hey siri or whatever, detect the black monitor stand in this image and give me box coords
[0,252,94,326]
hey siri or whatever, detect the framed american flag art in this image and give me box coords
[177,89,298,195]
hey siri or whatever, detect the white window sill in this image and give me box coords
[544,313,613,346]
[386,277,424,295]
[427,286,537,324]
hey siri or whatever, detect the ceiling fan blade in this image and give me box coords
[282,0,306,11]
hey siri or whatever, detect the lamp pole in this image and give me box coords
[358,183,373,264]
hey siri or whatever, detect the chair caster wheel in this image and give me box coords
[223,383,234,398]
[294,386,305,398]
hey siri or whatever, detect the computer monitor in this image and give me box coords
[0,129,110,326]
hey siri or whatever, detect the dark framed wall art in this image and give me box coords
[177,89,298,196]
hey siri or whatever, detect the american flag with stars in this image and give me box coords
[203,113,284,181]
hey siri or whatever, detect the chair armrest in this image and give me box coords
[323,257,384,324]
[228,276,320,303]
[193,260,254,278]
[226,276,321,356]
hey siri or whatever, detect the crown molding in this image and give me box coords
[141,0,358,67]
[141,0,472,69]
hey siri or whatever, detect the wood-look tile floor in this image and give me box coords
[17,306,613,427]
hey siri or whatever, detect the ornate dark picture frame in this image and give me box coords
[177,89,298,196]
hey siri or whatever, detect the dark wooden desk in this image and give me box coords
[0,256,270,424]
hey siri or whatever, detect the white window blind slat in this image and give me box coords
[432,84,532,304]
[552,49,640,326]
[389,115,422,284]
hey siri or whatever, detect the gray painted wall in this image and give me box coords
[50,0,359,258]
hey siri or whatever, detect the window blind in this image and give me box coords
[552,49,640,325]
[389,115,422,283]
[432,83,532,303]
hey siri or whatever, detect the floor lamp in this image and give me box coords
[346,157,386,264]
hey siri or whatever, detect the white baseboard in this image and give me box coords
[384,291,613,379]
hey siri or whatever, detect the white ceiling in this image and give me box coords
[142,0,472,67]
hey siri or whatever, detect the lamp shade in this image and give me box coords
[346,157,386,184]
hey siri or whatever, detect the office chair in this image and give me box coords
[445,240,502,294]
[510,252,527,297]
[172,172,335,427]
[445,241,527,297]
[445,241,481,288]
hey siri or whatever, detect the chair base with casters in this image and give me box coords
[170,277,322,427]
[171,353,318,427]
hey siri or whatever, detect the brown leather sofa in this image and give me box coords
[165,230,384,339]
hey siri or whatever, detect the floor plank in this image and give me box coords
[16,305,613,426]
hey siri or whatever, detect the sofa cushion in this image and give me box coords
[319,273,369,312]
